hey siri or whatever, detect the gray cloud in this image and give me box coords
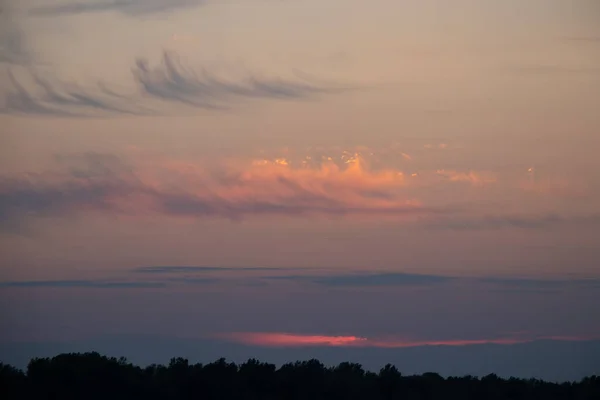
[134,266,285,274]
[132,51,342,109]
[0,7,32,65]
[262,271,600,292]
[2,69,150,117]
[2,51,345,116]
[266,272,455,287]
[4,265,599,292]
[0,280,166,289]
[0,153,141,224]
[480,277,600,291]
[170,277,221,285]
[30,0,206,17]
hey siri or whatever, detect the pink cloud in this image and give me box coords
[0,152,442,222]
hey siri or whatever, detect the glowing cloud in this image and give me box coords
[216,332,595,348]
[220,333,368,347]
[0,152,440,223]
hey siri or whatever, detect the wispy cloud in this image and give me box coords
[215,332,595,348]
[0,279,166,289]
[266,272,454,287]
[2,69,149,116]
[132,51,343,109]
[2,50,346,116]
[134,266,284,274]
[30,0,206,17]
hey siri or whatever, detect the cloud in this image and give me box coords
[0,6,31,65]
[2,51,345,116]
[480,277,600,291]
[132,51,342,109]
[30,0,206,17]
[425,214,600,231]
[1,69,149,116]
[0,280,166,289]
[219,333,368,347]
[167,277,221,285]
[134,266,284,273]
[0,152,441,226]
[266,272,454,287]
[215,332,595,348]
[435,170,496,186]
[263,270,600,292]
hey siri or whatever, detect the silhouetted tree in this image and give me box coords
[1,352,599,400]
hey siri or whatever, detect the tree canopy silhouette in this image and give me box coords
[1,352,599,399]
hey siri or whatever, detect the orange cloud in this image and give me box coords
[216,332,595,348]
[152,154,422,216]
[0,153,439,222]
[220,333,368,347]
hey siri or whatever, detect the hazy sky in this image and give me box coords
[1,0,600,379]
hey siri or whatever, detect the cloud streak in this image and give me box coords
[2,51,345,116]
[266,272,454,287]
[134,266,285,274]
[215,332,595,349]
[132,51,342,109]
[30,0,206,17]
[2,69,149,116]
[0,280,166,289]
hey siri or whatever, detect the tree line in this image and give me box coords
[1,352,599,399]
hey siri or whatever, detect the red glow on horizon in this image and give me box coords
[216,332,592,348]
[219,333,368,347]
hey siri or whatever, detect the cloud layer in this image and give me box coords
[266,272,454,287]
[2,151,597,231]
[0,152,438,225]
[3,265,599,293]
[0,279,165,289]
[30,0,206,17]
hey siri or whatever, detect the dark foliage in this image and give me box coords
[0,353,599,399]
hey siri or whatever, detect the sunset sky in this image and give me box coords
[1,0,600,379]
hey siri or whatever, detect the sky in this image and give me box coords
[1,0,600,380]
